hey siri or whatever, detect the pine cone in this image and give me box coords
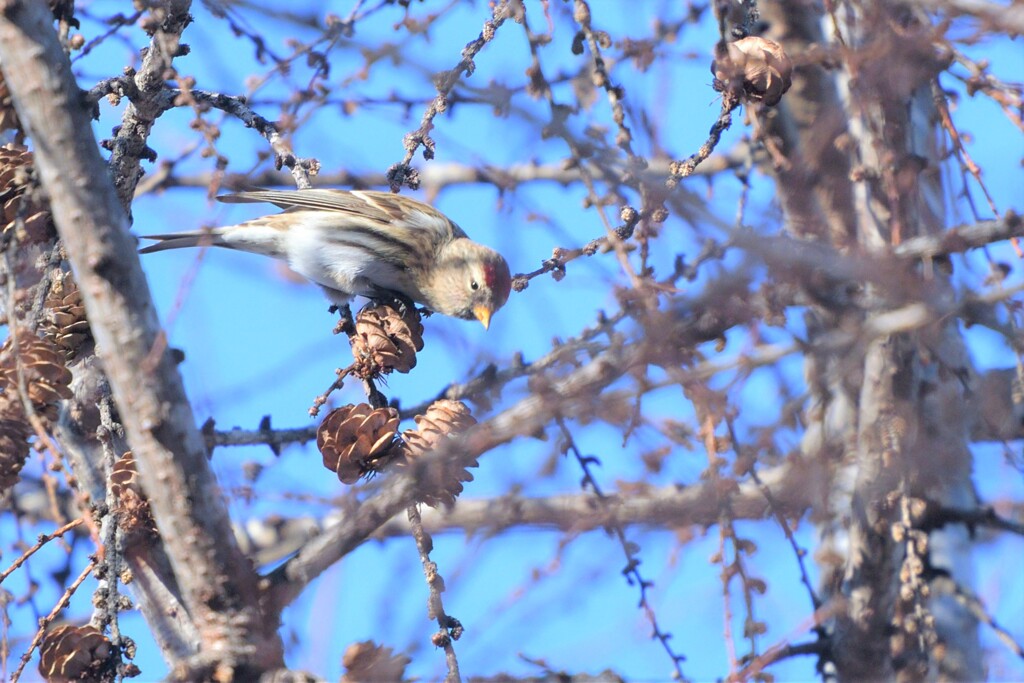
[318,403,401,484]
[0,144,55,245]
[38,624,114,683]
[350,304,424,377]
[0,332,73,421]
[109,451,138,501]
[0,392,31,492]
[712,36,793,106]
[397,399,478,508]
[110,451,156,537]
[42,270,92,359]
[0,73,19,134]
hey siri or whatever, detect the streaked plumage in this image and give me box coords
[140,189,511,328]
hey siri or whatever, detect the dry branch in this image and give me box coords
[0,0,283,676]
[135,153,752,196]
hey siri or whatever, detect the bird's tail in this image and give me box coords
[138,230,227,254]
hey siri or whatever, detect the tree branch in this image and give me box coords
[0,0,283,675]
[134,152,754,197]
[105,0,192,209]
[892,213,1023,259]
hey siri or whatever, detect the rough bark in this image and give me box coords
[0,0,284,676]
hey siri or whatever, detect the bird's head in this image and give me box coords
[428,239,511,329]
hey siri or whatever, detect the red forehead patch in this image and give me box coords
[483,260,512,306]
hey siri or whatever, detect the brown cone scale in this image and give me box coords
[318,403,401,483]
[0,332,73,422]
[396,399,478,508]
[38,624,114,683]
[350,304,424,377]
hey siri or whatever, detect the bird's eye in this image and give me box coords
[470,280,479,291]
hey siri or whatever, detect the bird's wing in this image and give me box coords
[217,189,468,239]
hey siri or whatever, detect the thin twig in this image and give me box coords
[0,518,84,585]
[556,418,689,681]
[940,576,1024,661]
[11,558,97,683]
[726,418,823,612]
[408,505,462,683]
[667,92,742,188]
[386,0,515,191]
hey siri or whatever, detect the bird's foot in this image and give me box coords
[369,289,417,318]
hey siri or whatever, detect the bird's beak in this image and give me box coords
[473,305,493,330]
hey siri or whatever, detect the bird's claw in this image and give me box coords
[368,288,417,318]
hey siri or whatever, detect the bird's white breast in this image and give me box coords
[282,213,413,299]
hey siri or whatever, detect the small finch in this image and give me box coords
[140,189,512,328]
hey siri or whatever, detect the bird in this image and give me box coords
[139,189,512,328]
